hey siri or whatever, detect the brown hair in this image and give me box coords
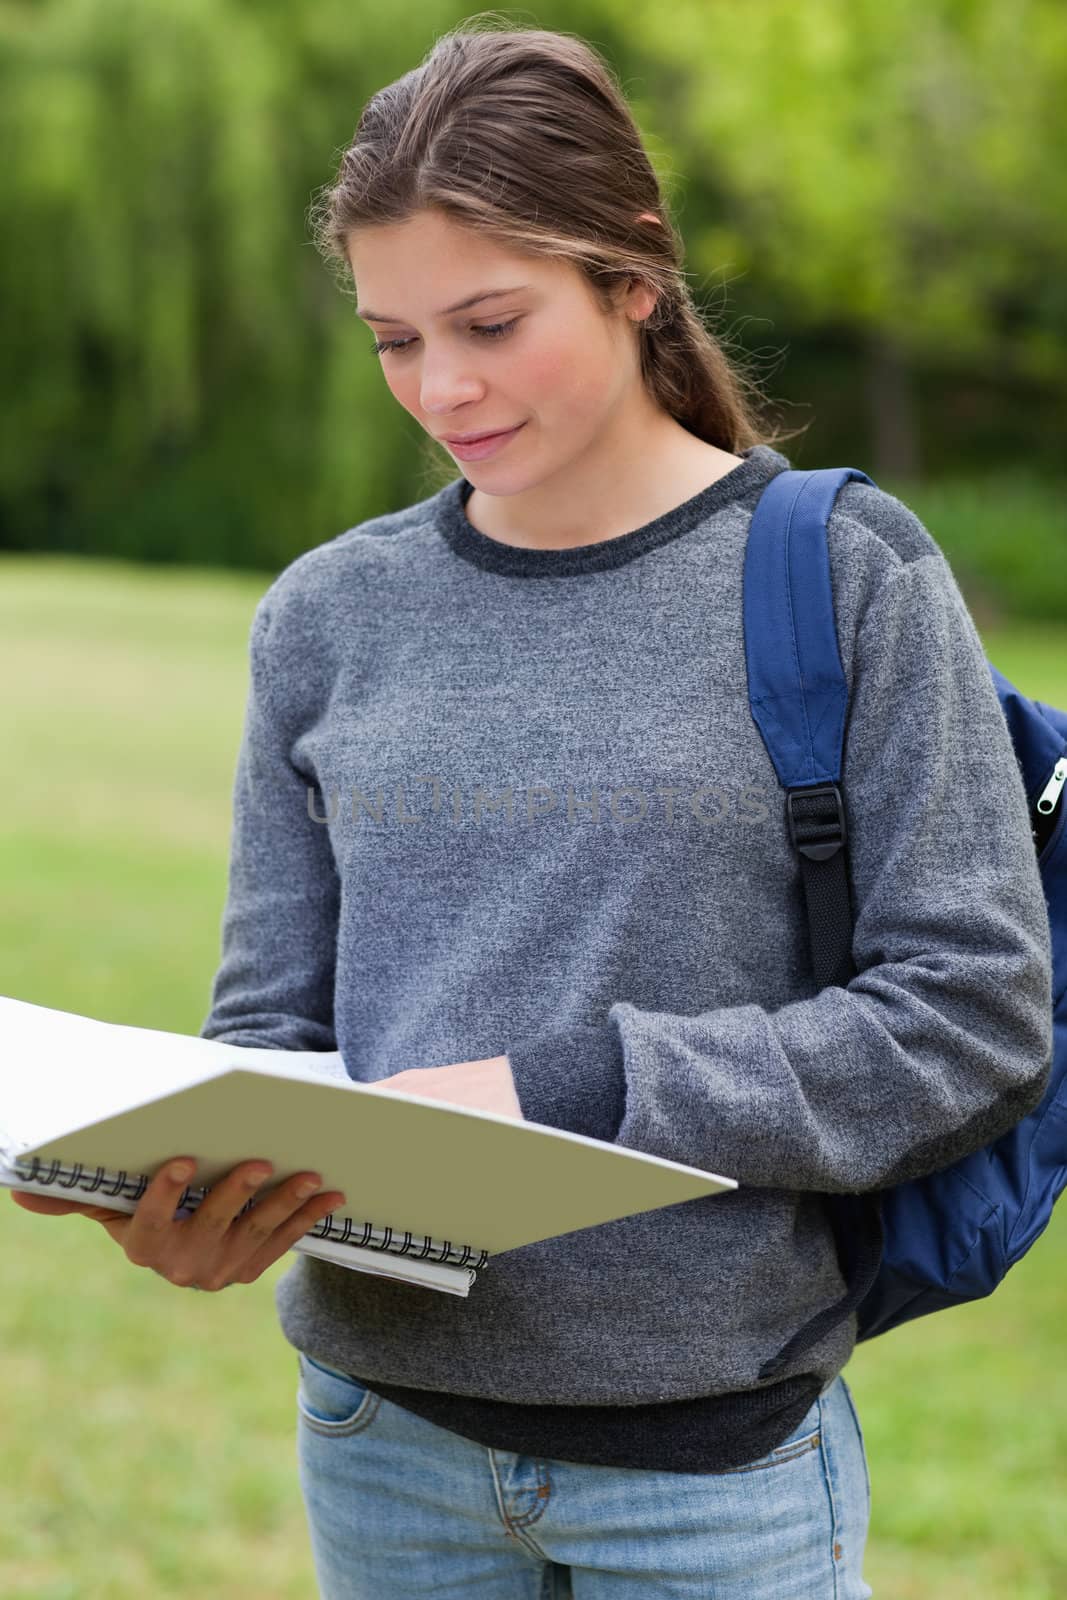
[308,15,802,489]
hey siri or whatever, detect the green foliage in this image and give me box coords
[0,0,455,566]
[620,0,1067,379]
[0,2,1064,580]
[880,469,1067,623]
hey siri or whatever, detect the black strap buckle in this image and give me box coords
[786,782,847,862]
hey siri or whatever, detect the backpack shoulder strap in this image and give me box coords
[743,466,875,990]
[743,465,886,1377]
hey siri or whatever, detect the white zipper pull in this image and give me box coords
[1036,756,1067,816]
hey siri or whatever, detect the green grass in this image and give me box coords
[0,551,1065,1598]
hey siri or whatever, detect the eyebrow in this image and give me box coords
[355,285,533,324]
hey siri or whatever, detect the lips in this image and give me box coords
[443,428,517,443]
[443,422,527,461]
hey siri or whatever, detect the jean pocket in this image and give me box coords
[714,1393,823,1475]
[296,1351,381,1437]
[839,1374,872,1515]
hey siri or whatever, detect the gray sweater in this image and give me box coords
[200,444,1053,1471]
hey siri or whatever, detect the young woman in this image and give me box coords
[15,21,1052,1599]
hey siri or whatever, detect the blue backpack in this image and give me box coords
[742,466,1067,1364]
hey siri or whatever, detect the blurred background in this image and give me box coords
[1,2,1065,1596]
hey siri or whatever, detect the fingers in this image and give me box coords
[192,1166,345,1291]
[22,1156,350,1291]
[180,1159,275,1251]
[122,1158,345,1291]
[121,1158,202,1268]
[229,1188,346,1285]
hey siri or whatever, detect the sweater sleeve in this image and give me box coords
[198,597,339,1053]
[506,541,1054,1192]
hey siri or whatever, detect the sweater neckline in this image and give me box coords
[434,444,791,578]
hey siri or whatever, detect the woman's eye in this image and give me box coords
[472,319,519,342]
[371,318,520,357]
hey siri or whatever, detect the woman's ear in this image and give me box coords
[623,278,659,325]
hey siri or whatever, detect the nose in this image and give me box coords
[418,350,487,416]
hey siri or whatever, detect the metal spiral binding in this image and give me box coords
[13,1156,490,1271]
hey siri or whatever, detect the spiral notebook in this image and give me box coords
[0,995,737,1296]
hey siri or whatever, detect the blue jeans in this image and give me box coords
[295,1352,874,1598]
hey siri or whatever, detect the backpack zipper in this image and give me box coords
[1031,757,1066,857]
[1036,757,1067,816]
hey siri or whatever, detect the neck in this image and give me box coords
[464,408,744,552]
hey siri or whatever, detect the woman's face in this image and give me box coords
[348,209,651,489]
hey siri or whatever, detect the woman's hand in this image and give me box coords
[376,1054,524,1120]
[10,1159,345,1291]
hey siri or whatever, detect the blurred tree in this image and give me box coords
[0,0,455,567]
[615,0,1067,477]
[0,0,1063,564]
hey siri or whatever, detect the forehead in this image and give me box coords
[348,211,564,322]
